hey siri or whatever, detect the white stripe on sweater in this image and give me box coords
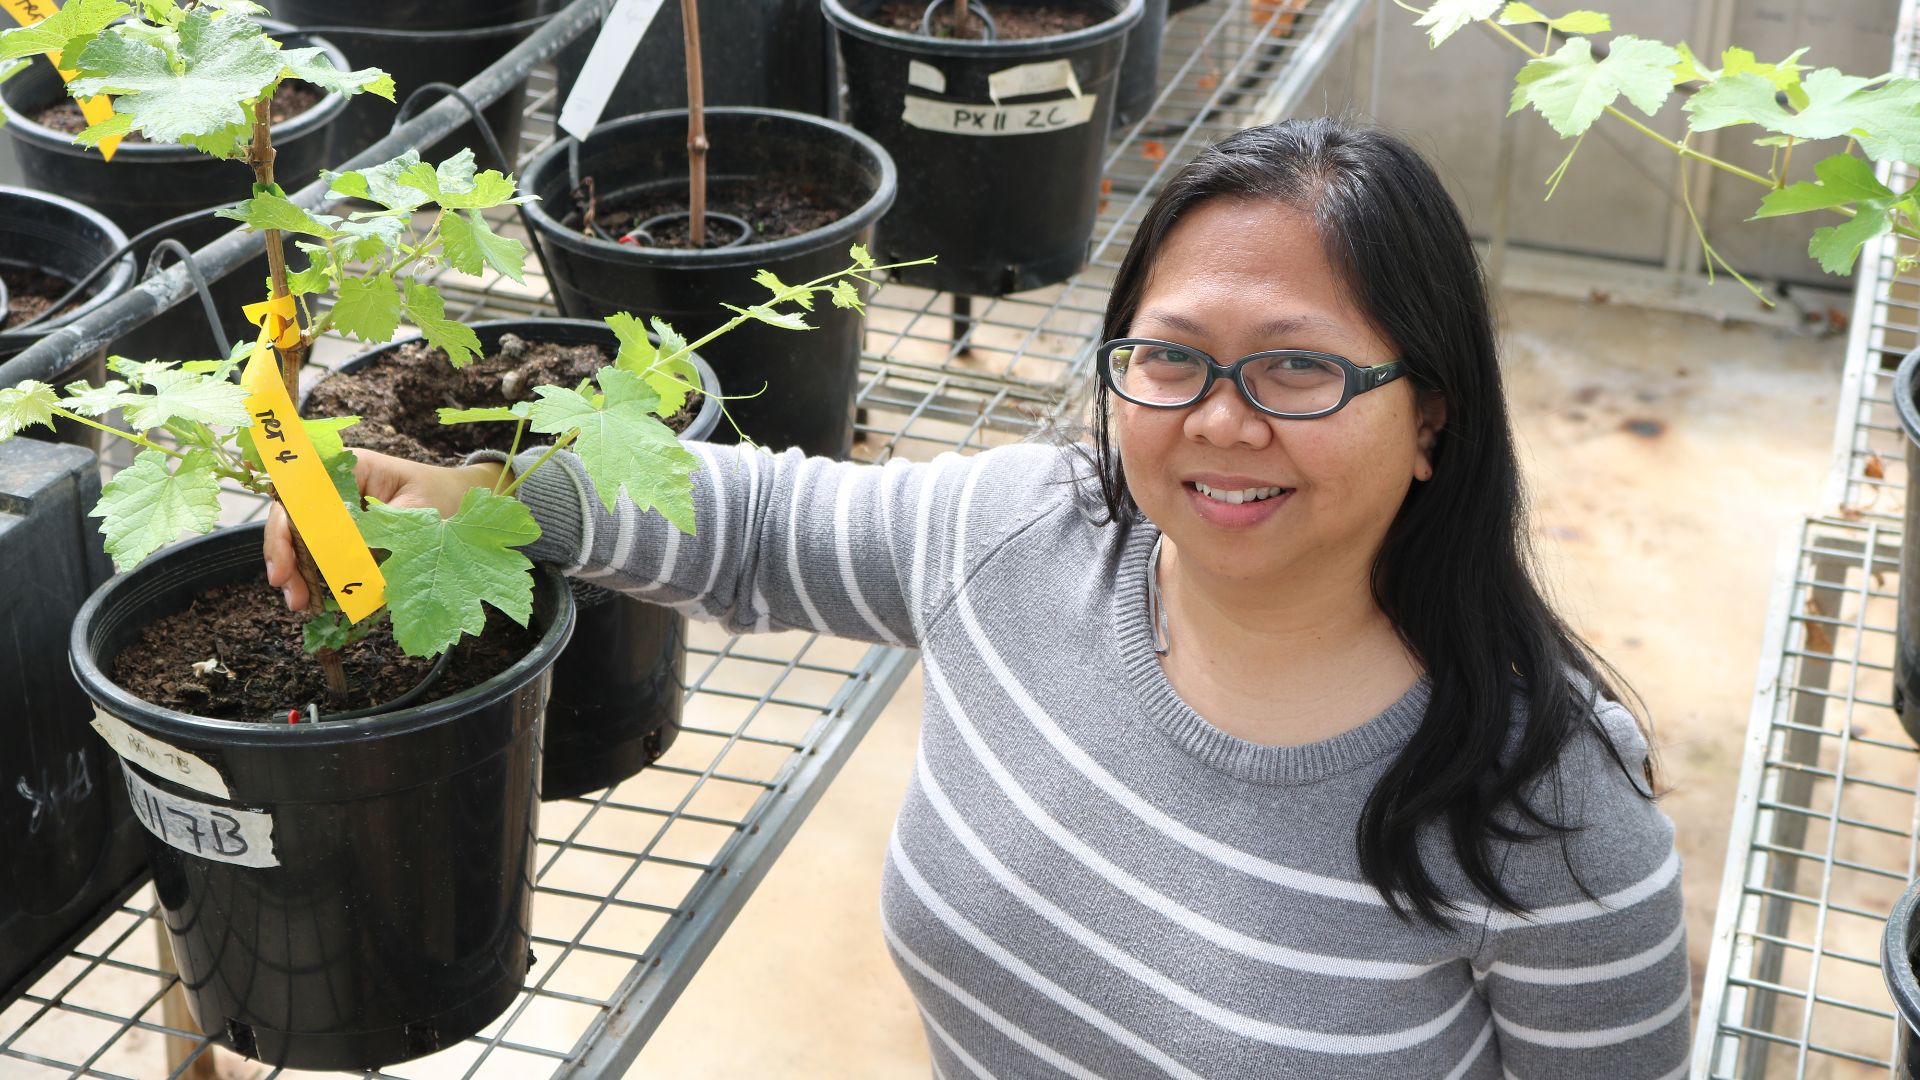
[911,746,1477,1055]
[835,468,900,644]
[921,652,1446,981]
[908,454,955,640]
[694,443,728,603]
[1492,987,1688,1049]
[784,457,828,632]
[889,833,1210,1080]
[1486,918,1683,985]
[919,1008,993,1080]
[741,449,771,632]
[1443,1021,1494,1080]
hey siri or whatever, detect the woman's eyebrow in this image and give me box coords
[1135,308,1347,341]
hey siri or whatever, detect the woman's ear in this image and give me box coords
[1414,392,1446,480]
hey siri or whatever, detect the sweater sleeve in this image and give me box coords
[1472,702,1690,1080]
[490,440,1077,646]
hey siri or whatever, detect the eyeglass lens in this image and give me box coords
[1107,344,1345,414]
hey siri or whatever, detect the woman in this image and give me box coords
[267,118,1689,1077]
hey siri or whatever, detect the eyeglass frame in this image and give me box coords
[1096,337,1410,419]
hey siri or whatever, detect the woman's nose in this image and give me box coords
[1183,378,1273,448]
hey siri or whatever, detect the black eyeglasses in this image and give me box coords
[1097,338,1408,419]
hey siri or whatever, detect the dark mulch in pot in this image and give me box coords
[873,0,1106,38]
[111,573,538,722]
[566,175,855,250]
[33,81,324,141]
[305,333,698,466]
[1,265,76,330]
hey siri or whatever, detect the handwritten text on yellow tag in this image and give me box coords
[1,0,123,161]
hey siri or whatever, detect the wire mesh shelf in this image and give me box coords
[0,0,1370,1076]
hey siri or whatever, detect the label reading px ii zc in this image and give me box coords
[900,94,1098,137]
[123,765,279,868]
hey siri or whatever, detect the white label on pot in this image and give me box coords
[558,0,671,142]
[900,94,1098,137]
[122,766,279,869]
[987,59,1082,104]
[907,60,947,94]
[89,707,231,799]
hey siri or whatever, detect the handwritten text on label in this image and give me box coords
[123,765,278,868]
[900,94,1098,137]
[89,707,231,798]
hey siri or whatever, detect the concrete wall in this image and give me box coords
[1288,0,1901,287]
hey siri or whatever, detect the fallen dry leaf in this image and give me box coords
[1865,452,1886,480]
[1804,597,1835,653]
[1141,141,1166,162]
[1197,70,1220,91]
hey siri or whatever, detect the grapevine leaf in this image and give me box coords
[111,365,250,430]
[720,302,813,332]
[91,448,221,570]
[180,341,251,380]
[647,317,697,416]
[69,10,284,149]
[439,210,527,283]
[237,414,359,470]
[401,283,482,368]
[215,188,343,238]
[0,380,59,438]
[357,489,539,657]
[0,0,129,63]
[336,214,405,261]
[1669,41,1711,85]
[1497,3,1609,35]
[828,279,863,310]
[607,311,658,372]
[324,150,430,211]
[287,255,330,296]
[1808,207,1893,274]
[753,268,812,310]
[437,404,528,424]
[398,149,525,210]
[323,445,360,505]
[276,47,393,101]
[332,272,403,342]
[1413,0,1500,48]
[74,110,134,148]
[1510,36,1680,138]
[1688,68,1920,162]
[849,243,875,270]
[303,607,352,652]
[59,378,137,418]
[525,368,699,530]
[1753,154,1896,219]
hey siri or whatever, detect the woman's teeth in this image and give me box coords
[1193,482,1287,505]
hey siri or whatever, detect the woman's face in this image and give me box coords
[1114,196,1443,588]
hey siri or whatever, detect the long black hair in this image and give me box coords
[1089,117,1656,927]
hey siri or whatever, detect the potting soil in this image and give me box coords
[112,574,537,720]
[32,81,325,142]
[566,175,855,250]
[1,265,75,329]
[307,333,698,464]
[872,0,1106,38]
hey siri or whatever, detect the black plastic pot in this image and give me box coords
[0,186,136,447]
[1891,349,1920,743]
[520,108,896,458]
[1115,0,1169,125]
[0,26,349,360]
[552,0,836,122]
[1884,875,1920,1074]
[823,0,1142,296]
[70,523,575,1069]
[315,318,722,801]
[265,0,539,169]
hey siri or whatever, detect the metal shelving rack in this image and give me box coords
[0,1,1370,1076]
[1692,2,1920,1076]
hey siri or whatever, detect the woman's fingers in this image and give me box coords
[262,502,308,611]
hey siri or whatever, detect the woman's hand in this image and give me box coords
[263,448,504,611]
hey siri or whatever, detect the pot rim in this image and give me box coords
[1895,348,1920,445]
[1884,874,1920,1027]
[0,20,352,160]
[69,520,578,748]
[0,183,137,338]
[312,316,727,444]
[520,106,900,272]
[821,0,1145,57]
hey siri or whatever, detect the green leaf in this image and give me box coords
[276,47,392,101]
[828,279,863,310]
[650,317,689,362]
[525,367,699,530]
[303,601,385,653]
[332,272,403,342]
[398,148,525,210]
[437,404,528,424]
[849,243,875,270]
[1752,154,1895,219]
[1808,207,1893,274]
[0,380,59,439]
[401,282,482,368]
[720,302,814,332]
[322,445,360,505]
[1413,0,1500,48]
[69,9,284,148]
[439,210,527,283]
[0,0,129,63]
[215,188,343,238]
[753,268,811,310]
[1688,68,1920,162]
[1510,35,1680,138]
[91,448,221,570]
[646,317,696,417]
[287,255,331,296]
[73,110,134,148]
[59,378,137,417]
[1497,3,1609,35]
[606,311,658,373]
[324,150,431,211]
[105,363,250,430]
[357,488,539,657]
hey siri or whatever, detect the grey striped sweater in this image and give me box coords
[503,440,1690,1079]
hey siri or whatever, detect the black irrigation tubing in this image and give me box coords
[142,238,232,358]
[0,204,234,340]
[0,0,613,390]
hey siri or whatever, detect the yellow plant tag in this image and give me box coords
[240,297,386,623]
[1,0,123,161]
